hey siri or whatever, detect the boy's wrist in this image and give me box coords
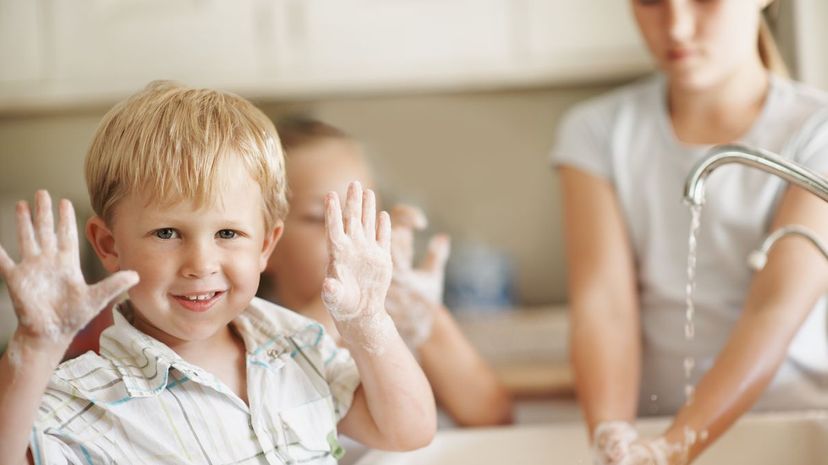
[9,330,71,365]
[336,310,397,355]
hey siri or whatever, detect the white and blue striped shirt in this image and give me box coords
[31,297,360,464]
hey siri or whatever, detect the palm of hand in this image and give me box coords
[321,182,392,322]
[391,260,443,306]
[327,236,392,320]
[0,191,138,345]
[386,216,450,346]
[388,204,450,308]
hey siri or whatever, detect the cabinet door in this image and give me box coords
[522,0,651,82]
[49,0,262,89]
[285,0,516,87]
[793,0,828,90]
[0,0,44,83]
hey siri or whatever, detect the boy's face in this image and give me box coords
[266,138,373,309]
[89,159,282,346]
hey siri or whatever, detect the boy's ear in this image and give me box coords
[259,221,284,272]
[86,216,121,273]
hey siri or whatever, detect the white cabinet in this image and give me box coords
[284,0,516,87]
[793,0,828,91]
[268,0,650,93]
[0,0,653,111]
[521,0,651,82]
[49,0,262,89]
[0,0,45,83]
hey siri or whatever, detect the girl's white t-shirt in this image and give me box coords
[552,73,828,415]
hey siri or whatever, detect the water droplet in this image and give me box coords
[683,356,695,377]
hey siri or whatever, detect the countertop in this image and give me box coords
[454,305,573,397]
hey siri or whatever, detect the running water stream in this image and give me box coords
[684,204,702,405]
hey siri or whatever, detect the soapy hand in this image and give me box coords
[0,191,139,351]
[623,438,675,465]
[386,204,450,348]
[322,182,394,353]
[593,421,683,465]
[593,421,639,465]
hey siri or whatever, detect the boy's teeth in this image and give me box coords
[183,292,216,301]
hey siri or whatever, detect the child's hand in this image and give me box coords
[0,191,139,350]
[593,421,639,465]
[593,421,684,465]
[321,182,394,352]
[386,204,450,348]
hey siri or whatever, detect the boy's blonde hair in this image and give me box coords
[85,81,287,230]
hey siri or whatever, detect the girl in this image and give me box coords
[553,1,828,463]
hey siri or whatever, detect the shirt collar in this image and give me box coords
[98,299,311,399]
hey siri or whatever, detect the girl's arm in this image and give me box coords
[559,166,642,432]
[387,204,512,426]
[656,182,828,464]
[417,303,513,426]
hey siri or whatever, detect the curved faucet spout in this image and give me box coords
[683,144,828,207]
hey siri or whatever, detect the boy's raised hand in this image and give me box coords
[0,191,138,350]
[321,182,394,353]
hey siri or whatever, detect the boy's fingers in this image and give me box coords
[57,199,80,264]
[0,243,13,275]
[377,211,391,251]
[325,192,346,248]
[89,270,139,311]
[344,182,363,236]
[362,189,376,241]
[35,190,57,253]
[16,201,40,257]
[420,234,451,272]
[390,204,427,231]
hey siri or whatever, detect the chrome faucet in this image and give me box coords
[683,143,828,269]
[683,144,828,207]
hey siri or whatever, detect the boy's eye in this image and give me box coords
[217,229,237,239]
[154,228,177,240]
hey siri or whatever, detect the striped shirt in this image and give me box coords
[30,297,360,465]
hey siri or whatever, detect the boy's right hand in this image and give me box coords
[0,191,138,351]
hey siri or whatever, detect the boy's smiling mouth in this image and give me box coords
[171,291,226,312]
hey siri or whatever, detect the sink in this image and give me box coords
[354,411,828,465]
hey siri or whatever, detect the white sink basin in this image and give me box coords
[355,411,828,465]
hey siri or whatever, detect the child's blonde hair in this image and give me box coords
[85,81,288,230]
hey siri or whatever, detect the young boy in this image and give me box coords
[0,82,436,464]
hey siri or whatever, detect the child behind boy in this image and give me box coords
[261,117,513,428]
[0,82,435,464]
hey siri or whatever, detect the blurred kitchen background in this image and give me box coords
[1,0,827,420]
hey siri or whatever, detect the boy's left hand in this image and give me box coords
[321,182,394,352]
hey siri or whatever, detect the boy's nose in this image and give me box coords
[181,241,221,278]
